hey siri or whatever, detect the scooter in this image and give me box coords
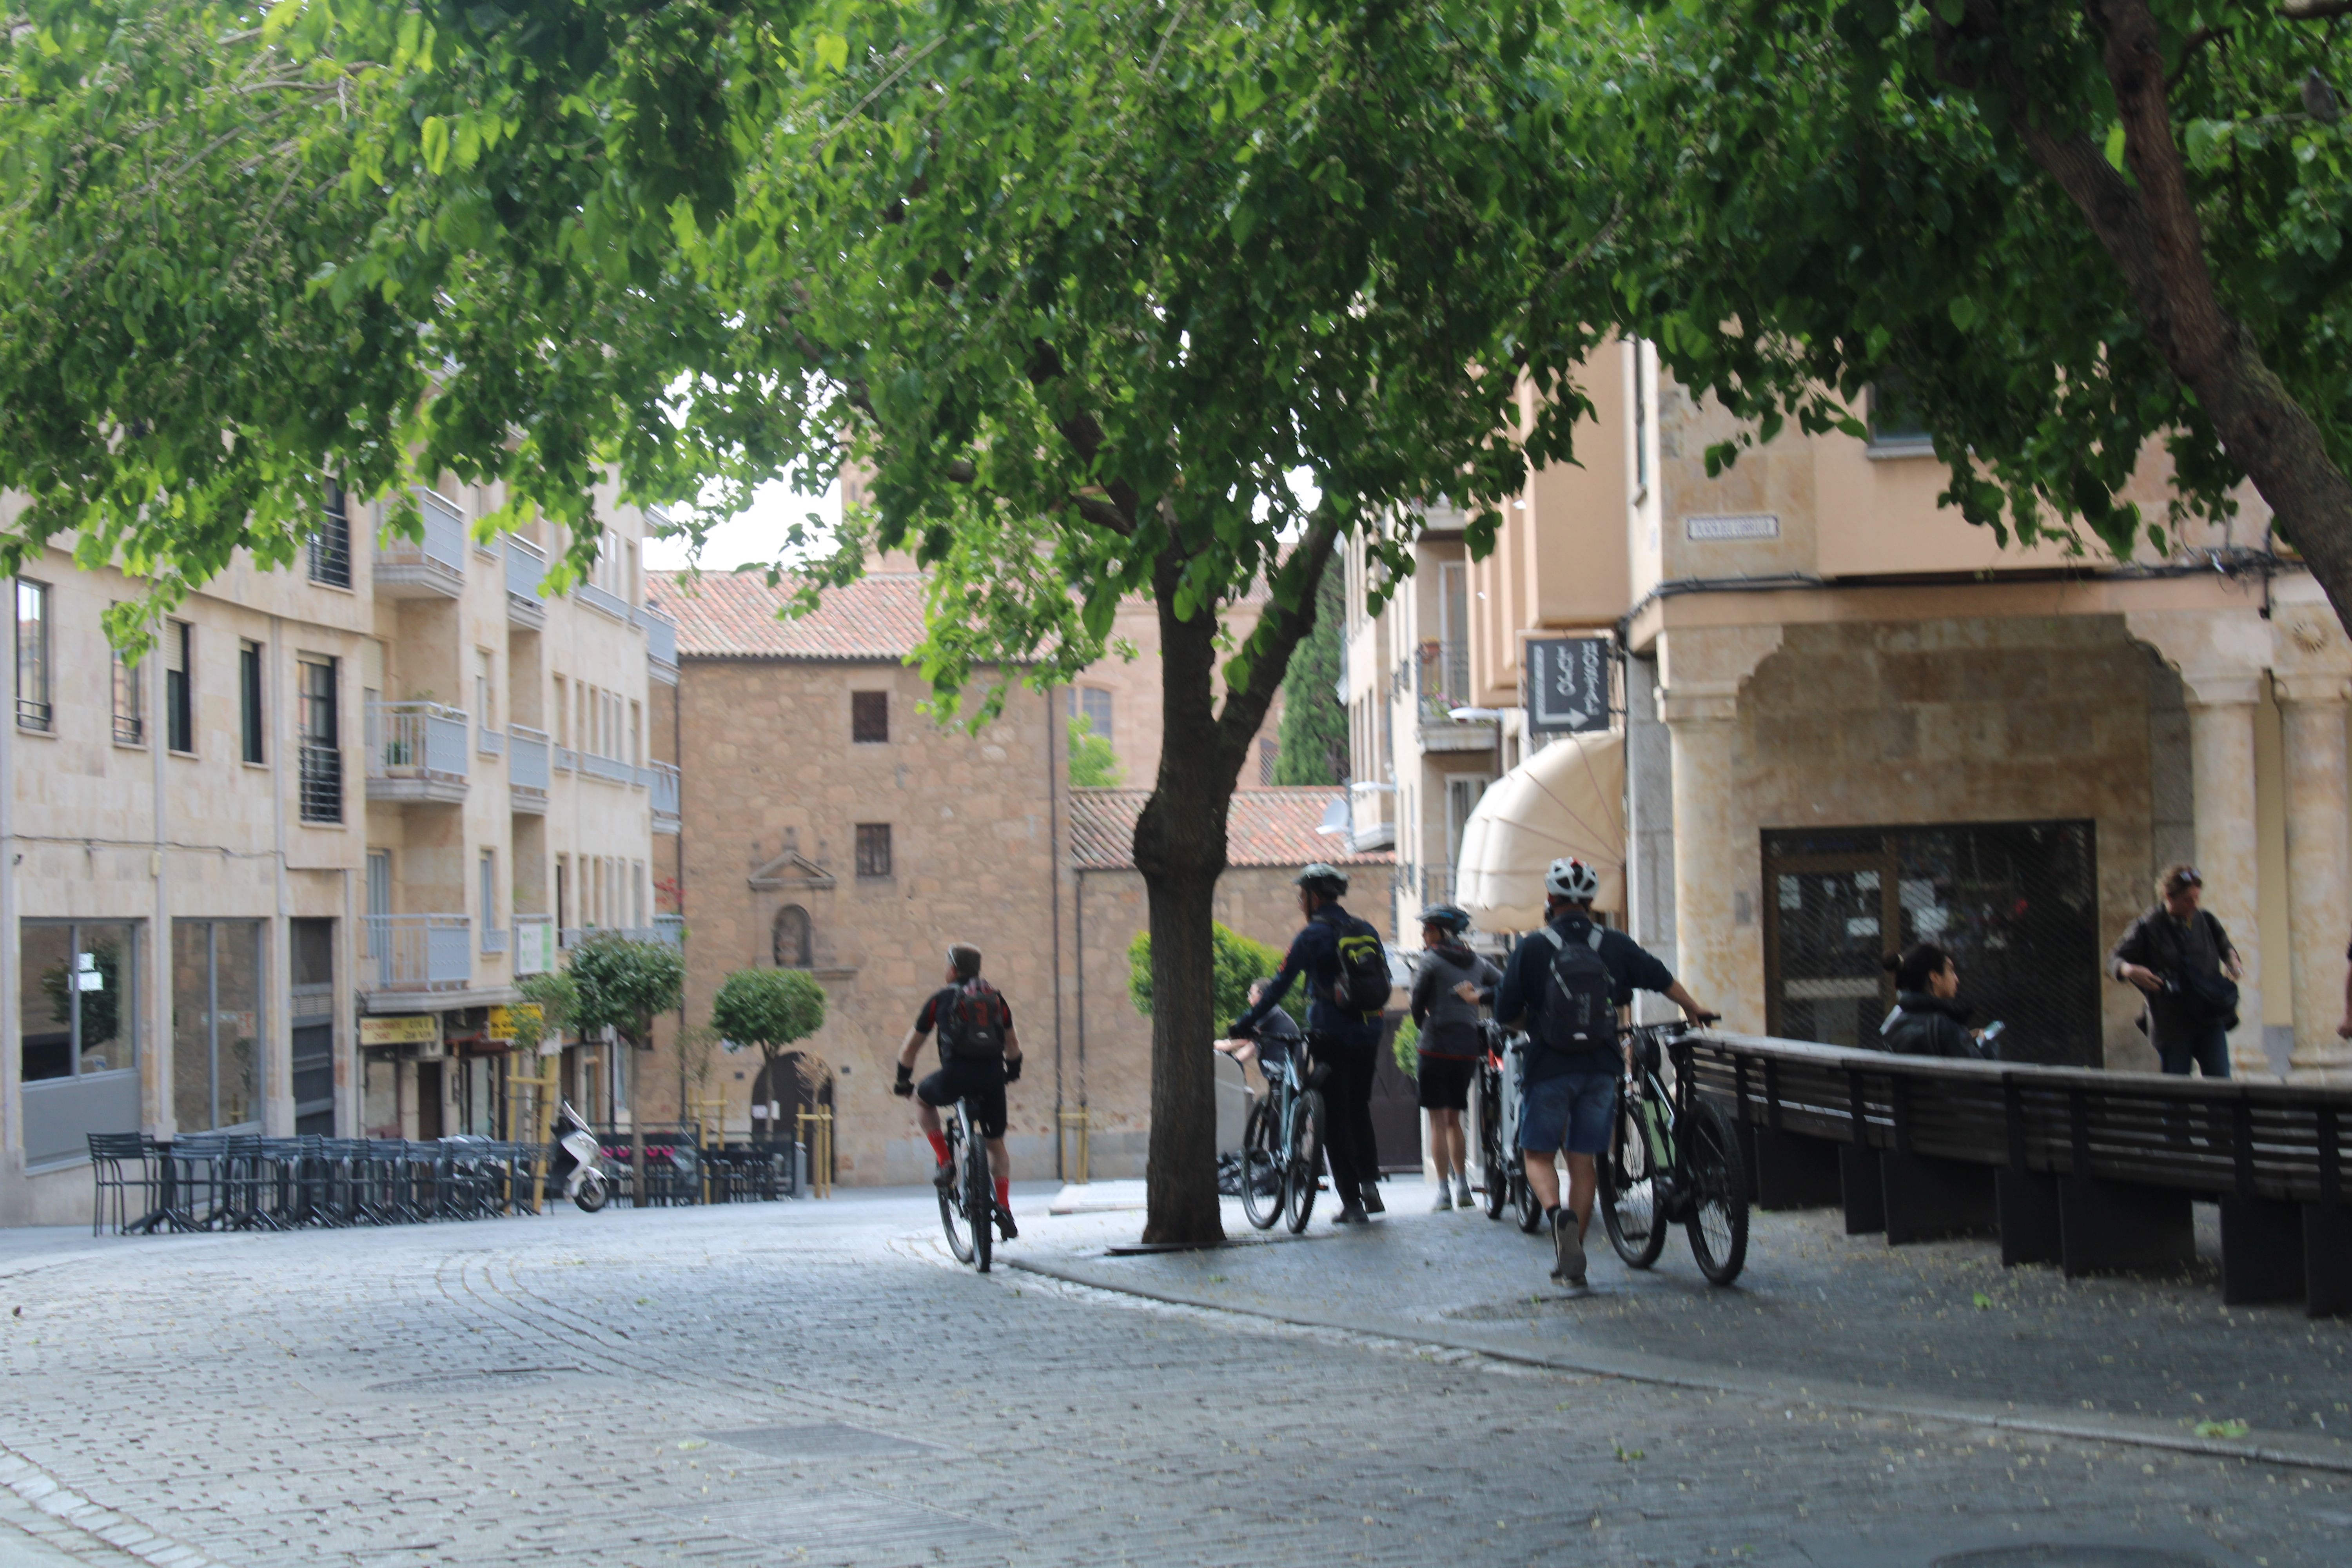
[547,1100,610,1213]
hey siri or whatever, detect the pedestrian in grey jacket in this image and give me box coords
[1410,906,1502,1210]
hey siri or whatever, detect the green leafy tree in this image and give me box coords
[1274,569,1348,786]
[1068,715,1122,788]
[515,970,579,1045]
[1557,0,2352,640]
[1127,924,1284,1036]
[711,966,829,1074]
[569,935,687,1183]
[1391,1013,1421,1079]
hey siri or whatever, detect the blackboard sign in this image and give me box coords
[1525,636,1613,735]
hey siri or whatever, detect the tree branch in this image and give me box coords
[1210,507,1345,781]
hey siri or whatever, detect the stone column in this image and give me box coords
[2276,674,2352,1082]
[2182,686,2267,1077]
[1657,625,1783,1034]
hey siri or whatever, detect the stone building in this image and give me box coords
[652,567,1375,1185]
[1366,338,2352,1082]
[2,481,675,1224]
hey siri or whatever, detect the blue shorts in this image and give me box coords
[1519,1071,1617,1157]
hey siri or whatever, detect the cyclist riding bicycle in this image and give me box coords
[1227,863,1391,1226]
[893,943,1023,1241]
[1492,857,1710,1287]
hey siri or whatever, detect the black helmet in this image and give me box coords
[1419,904,1472,935]
[1295,862,1349,897]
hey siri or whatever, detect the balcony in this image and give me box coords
[577,580,632,623]
[577,749,633,786]
[553,745,577,774]
[480,924,508,956]
[478,724,504,759]
[650,759,680,833]
[509,724,550,813]
[637,602,679,686]
[1415,638,1496,753]
[309,495,352,590]
[298,742,343,824]
[364,702,470,804]
[558,919,684,952]
[504,537,547,630]
[512,915,557,976]
[375,488,468,599]
[363,914,470,992]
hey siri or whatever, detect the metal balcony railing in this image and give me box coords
[113,713,143,746]
[480,925,508,956]
[650,759,680,832]
[578,750,633,786]
[512,915,556,976]
[298,742,343,823]
[365,702,470,794]
[377,489,468,592]
[504,537,547,627]
[1417,638,1474,721]
[309,496,352,589]
[637,602,679,683]
[554,745,577,774]
[577,581,632,622]
[363,914,471,991]
[508,724,550,808]
[478,724,504,758]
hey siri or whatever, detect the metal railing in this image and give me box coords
[577,750,633,786]
[309,498,352,588]
[113,713,143,745]
[553,745,577,774]
[478,724,504,758]
[504,537,546,618]
[363,914,470,991]
[1418,638,1474,721]
[577,581,632,622]
[481,925,508,956]
[1418,863,1455,906]
[16,697,51,733]
[379,489,468,577]
[509,724,550,801]
[650,759,680,830]
[298,743,343,823]
[637,602,679,677]
[365,702,470,786]
[511,915,556,976]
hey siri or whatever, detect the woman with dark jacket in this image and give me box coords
[1878,943,1986,1058]
[1409,906,1503,1210]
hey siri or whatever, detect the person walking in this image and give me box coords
[1408,905,1500,1210]
[2110,864,2242,1079]
[1494,858,1710,1287]
[1229,864,1391,1225]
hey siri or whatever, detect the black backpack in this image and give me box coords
[1536,922,1615,1056]
[936,980,1008,1060]
[1327,914,1394,1015]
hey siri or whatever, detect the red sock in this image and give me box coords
[994,1177,1011,1210]
[925,1129,950,1165]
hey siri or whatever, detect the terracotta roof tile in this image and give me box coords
[1068,787,1391,871]
[653,570,929,661]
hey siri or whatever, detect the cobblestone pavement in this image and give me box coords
[1,1188,2347,1568]
[1015,1188,2352,1463]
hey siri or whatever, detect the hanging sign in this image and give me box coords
[486,1003,542,1044]
[1525,637,1614,736]
[359,1014,438,1047]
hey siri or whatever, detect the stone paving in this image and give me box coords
[0,1187,2345,1567]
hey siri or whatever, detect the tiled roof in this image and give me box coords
[653,570,929,661]
[1068,787,1391,871]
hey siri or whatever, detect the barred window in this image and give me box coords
[851,690,889,744]
[854,824,892,878]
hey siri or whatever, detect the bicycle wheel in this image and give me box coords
[1283,1089,1324,1234]
[937,1114,975,1264]
[1514,1155,1544,1234]
[1599,1090,1666,1269]
[1682,1099,1750,1286]
[965,1112,994,1274]
[1477,1069,1508,1221]
[1238,1097,1281,1230]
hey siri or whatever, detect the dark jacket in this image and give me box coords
[2110,905,2237,1052]
[1495,911,1677,1082]
[1880,991,1976,1059]
[1231,902,1378,1037]
[1409,943,1503,1060]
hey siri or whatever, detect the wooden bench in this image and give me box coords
[1679,1032,2351,1317]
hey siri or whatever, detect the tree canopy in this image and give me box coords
[569,934,686,1051]
[1127,923,1284,1033]
[711,966,828,1059]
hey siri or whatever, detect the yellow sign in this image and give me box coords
[486,1003,543,1043]
[359,1014,438,1047]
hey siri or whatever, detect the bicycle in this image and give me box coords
[935,1099,998,1273]
[1236,1032,1324,1234]
[1474,1024,1543,1234]
[1597,1018,1748,1285]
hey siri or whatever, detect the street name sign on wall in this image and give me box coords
[1525,637,1614,736]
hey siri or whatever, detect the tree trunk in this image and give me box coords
[628,1025,647,1210]
[1132,514,1347,1246]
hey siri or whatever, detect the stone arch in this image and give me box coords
[772,904,813,968]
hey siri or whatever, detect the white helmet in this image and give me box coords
[1544,857,1601,902]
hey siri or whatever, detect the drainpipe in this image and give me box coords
[1047,686,1064,1181]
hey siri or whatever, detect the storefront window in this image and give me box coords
[20,922,140,1081]
[172,920,263,1131]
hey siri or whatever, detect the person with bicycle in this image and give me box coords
[1215,978,1301,1094]
[893,943,1023,1241]
[1494,858,1710,1287]
[1409,904,1501,1211]
[1227,863,1391,1226]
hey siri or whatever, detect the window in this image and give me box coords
[19,921,141,1082]
[1259,737,1278,785]
[1632,339,1651,497]
[1073,686,1113,744]
[773,905,813,967]
[851,690,889,744]
[555,855,570,930]
[310,483,352,588]
[239,640,265,764]
[1866,368,1931,448]
[164,619,193,752]
[15,578,50,732]
[480,850,499,952]
[111,615,143,745]
[298,657,341,823]
[289,918,335,1134]
[629,699,641,767]
[474,648,495,735]
[171,918,263,1132]
[855,823,893,878]
[552,675,570,747]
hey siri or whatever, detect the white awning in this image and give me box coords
[1452,730,1626,933]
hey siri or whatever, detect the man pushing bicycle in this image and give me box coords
[894,943,1022,1241]
[1493,858,1711,1288]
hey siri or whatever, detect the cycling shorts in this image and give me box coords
[1416,1055,1477,1112]
[918,1059,1007,1140]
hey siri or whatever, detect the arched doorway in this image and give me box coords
[752,1051,836,1181]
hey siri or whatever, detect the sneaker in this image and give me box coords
[1430,1183,1454,1212]
[1332,1204,1369,1227]
[1550,1208,1587,1287]
[1452,1171,1474,1209]
[1360,1182,1385,1216]
[932,1160,955,1191]
[995,1205,1018,1241]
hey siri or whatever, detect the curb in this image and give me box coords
[1002,1253,2352,1476]
[0,1453,219,1568]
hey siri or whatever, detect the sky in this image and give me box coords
[641,477,842,574]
